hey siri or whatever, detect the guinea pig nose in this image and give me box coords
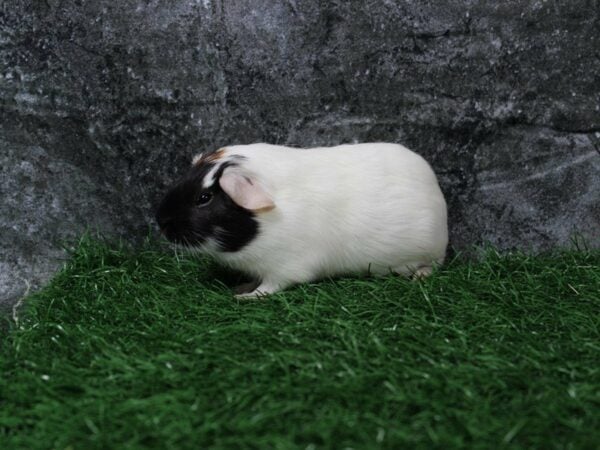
[157,216,172,232]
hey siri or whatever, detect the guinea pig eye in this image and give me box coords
[195,191,213,206]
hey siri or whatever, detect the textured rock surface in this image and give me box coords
[1,0,599,306]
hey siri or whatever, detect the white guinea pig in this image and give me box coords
[156,143,448,297]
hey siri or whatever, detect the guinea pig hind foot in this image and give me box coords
[412,265,433,279]
[392,264,433,279]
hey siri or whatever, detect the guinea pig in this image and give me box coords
[155,143,448,297]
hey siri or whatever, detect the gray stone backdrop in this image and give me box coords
[1,0,599,308]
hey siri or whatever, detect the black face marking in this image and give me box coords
[155,160,258,252]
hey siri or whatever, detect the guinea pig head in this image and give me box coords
[155,152,274,252]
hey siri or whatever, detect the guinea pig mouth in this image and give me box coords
[160,226,205,247]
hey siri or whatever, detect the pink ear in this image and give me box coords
[219,170,275,212]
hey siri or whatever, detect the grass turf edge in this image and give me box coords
[1,236,599,449]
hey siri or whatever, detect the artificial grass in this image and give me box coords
[1,238,599,450]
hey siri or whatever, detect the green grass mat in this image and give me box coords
[1,238,599,449]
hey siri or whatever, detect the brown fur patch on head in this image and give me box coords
[192,148,226,166]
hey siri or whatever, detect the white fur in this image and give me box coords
[197,143,448,296]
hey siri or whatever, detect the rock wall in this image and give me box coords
[1,0,599,306]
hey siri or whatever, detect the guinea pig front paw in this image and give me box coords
[233,281,284,299]
[233,280,261,296]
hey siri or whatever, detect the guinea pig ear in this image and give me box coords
[219,169,275,213]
